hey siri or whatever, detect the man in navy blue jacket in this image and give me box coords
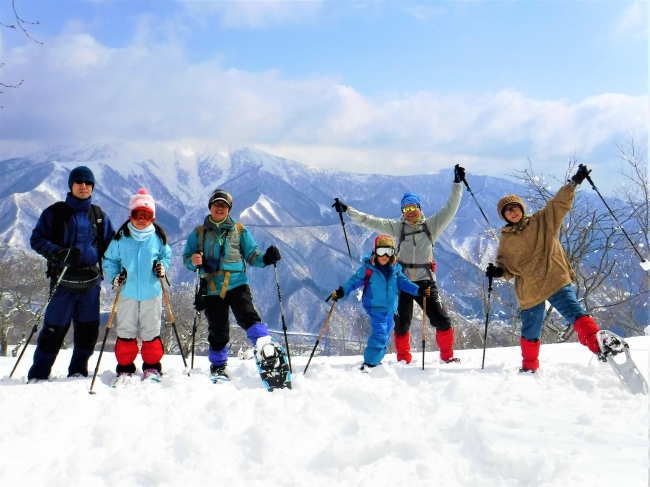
[27,166,115,382]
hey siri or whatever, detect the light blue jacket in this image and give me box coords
[103,225,172,302]
[342,253,419,315]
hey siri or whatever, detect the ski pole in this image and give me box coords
[580,164,650,272]
[333,198,357,273]
[159,276,190,376]
[304,301,336,375]
[459,170,499,242]
[10,266,68,379]
[191,269,200,369]
[421,296,426,371]
[273,263,292,373]
[481,266,495,369]
[89,283,123,394]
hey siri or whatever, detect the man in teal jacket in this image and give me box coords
[183,189,282,382]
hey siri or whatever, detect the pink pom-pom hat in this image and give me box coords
[129,188,155,217]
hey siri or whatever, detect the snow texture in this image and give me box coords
[1,339,648,487]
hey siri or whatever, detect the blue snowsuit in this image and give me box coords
[28,193,115,380]
[341,254,419,366]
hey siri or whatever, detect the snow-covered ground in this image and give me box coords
[1,339,648,487]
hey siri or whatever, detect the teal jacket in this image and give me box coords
[183,215,265,296]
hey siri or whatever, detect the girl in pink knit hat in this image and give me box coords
[103,189,173,383]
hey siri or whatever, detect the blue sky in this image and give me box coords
[0,1,647,193]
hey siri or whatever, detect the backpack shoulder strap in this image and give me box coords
[235,221,244,235]
[89,204,107,274]
[362,267,373,294]
[195,225,205,255]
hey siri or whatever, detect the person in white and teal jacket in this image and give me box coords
[103,189,172,381]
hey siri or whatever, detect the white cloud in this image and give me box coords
[181,0,324,29]
[610,1,648,41]
[0,29,646,192]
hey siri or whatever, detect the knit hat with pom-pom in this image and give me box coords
[129,188,155,217]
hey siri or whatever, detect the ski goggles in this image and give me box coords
[401,205,419,214]
[375,247,395,257]
[130,209,154,222]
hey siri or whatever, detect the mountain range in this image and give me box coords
[0,142,620,338]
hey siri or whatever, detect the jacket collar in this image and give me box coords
[501,215,530,234]
[65,192,92,212]
[203,214,234,231]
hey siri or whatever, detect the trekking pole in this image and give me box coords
[273,263,292,373]
[191,269,200,369]
[421,296,426,371]
[459,170,499,242]
[159,276,190,376]
[304,301,336,375]
[481,266,495,369]
[333,198,357,273]
[580,164,650,272]
[89,283,123,394]
[10,266,68,378]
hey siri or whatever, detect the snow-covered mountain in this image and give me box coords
[0,142,589,335]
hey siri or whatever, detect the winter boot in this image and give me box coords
[210,365,230,384]
[520,337,540,372]
[436,327,457,363]
[573,315,601,354]
[394,332,412,364]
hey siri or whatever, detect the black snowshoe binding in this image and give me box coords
[254,337,291,392]
[596,330,648,395]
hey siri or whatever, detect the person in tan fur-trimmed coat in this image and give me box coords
[486,165,601,373]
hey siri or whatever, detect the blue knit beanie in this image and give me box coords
[400,192,421,209]
[68,166,95,190]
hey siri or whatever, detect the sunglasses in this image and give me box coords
[503,204,521,213]
[130,210,154,222]
[73,180,93,186]
[402,206,419,214]
[375,247,395,257]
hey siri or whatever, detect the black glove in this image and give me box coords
[571,164,591,186]
[263,246,281,266]
[326,286,345,302]
[485,263,504,279]
[332,199,348,213]
[52,247,81,266]
[153,260,165,278]
[418,283,432,297]
[194,292,206,312]
[113,269,127,287]
[454,164,466,184]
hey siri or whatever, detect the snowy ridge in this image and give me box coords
[1,339,647,486]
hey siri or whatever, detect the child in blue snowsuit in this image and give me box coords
[328,235,428,368]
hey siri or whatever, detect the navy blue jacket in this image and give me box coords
[30,193,115,273]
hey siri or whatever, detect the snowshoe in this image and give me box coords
[442,357,461,364]
[142,369,162,383]
[209,365,230,384]
[359,363,375,373]
[518,367,538,374]
[254,337,291,391]
[596,330,648,395]
[111,372,133,388]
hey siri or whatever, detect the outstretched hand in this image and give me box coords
[571,164,592,186]
[485,263,504,279]
[332,199,348,213]
[326,286,345,302]
[454,165,466,184]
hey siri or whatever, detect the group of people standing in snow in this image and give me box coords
[24,161,602,384]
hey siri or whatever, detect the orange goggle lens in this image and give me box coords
[130,210,154,222]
